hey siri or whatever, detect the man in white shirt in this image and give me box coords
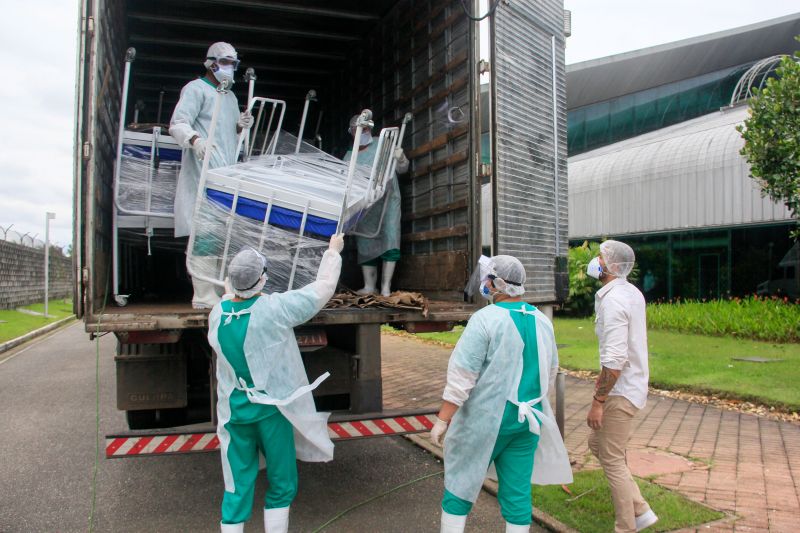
[585,240,657,533]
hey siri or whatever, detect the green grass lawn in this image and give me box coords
[533,469,724,533]
[554,317,800,411]
[0,299,74,344]
[389,317,800,411]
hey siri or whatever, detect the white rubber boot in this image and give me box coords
[381,261,397,297]
[220,522,244,533]
[191,256,222,309]
[264,506,290,533]
[356,265,378,295]
[440,510,467,533]
[505,522,530,532]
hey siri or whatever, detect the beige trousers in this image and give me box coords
[588,395,650,533]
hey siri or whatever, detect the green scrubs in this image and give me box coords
[442,302,541,525]
[218,297,298,525]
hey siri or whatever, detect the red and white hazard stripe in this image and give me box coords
[106,433,220,457]
[327,414,435,439]
[106,413,437,458]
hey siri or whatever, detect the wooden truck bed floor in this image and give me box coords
[86,300,477,332]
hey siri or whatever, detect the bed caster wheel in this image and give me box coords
[114,294,129,307]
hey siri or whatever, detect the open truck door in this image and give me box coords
[490,0,569,305]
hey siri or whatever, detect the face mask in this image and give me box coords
[213,65,235,84]
[359,132,373,147]
[586,256,603,280]
[479,280,494,300]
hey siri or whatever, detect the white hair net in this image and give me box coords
[204,42,237,69]
[600,240,635,278]
[228,247,267,299]
[489,255,526,297]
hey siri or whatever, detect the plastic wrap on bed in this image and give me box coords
[187,194,329,293]
[116,140,180,215]
[205,141,377,236]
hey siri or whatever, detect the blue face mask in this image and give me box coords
[479,280,493,300]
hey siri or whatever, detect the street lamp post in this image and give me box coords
[45,212,56,317]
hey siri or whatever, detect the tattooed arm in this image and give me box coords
[588,298,628,429]
[594,366,622,402]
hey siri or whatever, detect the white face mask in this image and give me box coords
[586,256,603,280]
[359,131,373,147]
[213,65,235,84]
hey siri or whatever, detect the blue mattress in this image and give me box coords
[123,144,183,162]
[206,189,337,238]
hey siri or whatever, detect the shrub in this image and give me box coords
[647,296,800,343]
[564,241,602,316]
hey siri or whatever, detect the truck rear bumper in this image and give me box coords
[106,409,437,458]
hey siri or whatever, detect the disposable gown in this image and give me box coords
[344,137,408,264]
[208,249,342,494]
[443,304,573,503]
[169,78,240,237]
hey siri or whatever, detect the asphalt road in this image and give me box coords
[0,323,543,532]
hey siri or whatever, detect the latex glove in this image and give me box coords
[237,111,254,130]
[191,137,207,160]
[393,147,408,165]
[328,233,344,254]
[430,417,449,447]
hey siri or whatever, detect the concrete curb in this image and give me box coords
[0,315,77,355]
[405,434,577,533]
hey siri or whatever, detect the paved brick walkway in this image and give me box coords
[381,333,800,533]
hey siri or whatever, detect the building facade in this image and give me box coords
[567,14,800,300]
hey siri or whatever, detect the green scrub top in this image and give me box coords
[495,302,542,434]
[218,297,279,424]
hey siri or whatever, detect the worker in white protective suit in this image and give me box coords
[343,114,409,297]
[169,42,254,309]
[207,233,343,533]
[430,255,573,533]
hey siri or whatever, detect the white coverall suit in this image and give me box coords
[169,77,240,307]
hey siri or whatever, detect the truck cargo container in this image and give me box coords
[73,0,569,445]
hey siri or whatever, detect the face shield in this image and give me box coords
[464,255,526,299]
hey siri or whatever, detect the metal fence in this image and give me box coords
[0,225,69,256]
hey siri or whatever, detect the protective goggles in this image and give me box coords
[209,56,241,70]
[236,249,268,291]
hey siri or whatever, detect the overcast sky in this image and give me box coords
[1,1,798,247]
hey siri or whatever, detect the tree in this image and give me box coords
[737,45,800,238]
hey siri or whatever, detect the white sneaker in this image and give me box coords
[635,509,658,531]
[505,522,530,532]
[220,522,244,533]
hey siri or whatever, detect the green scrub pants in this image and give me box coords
[221,412,298,524]
[361,248,401,267]
[441,428,540,525]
